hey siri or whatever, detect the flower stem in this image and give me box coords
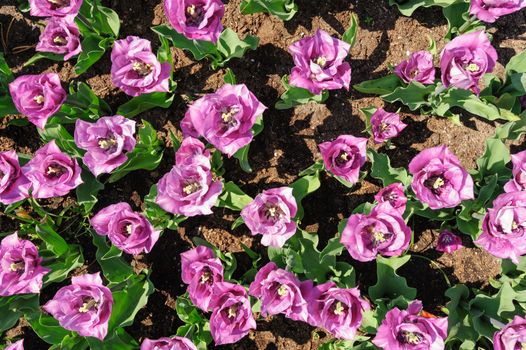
[76,14,100,36]
[411,254,452,288]
[457,15,479,35]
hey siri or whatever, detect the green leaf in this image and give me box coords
[475,138,511,180]
[24,52,64,66]
[26,311,72,345]
[353,74,402,95]
[215,28,259,69]
[176,295,205,324]
[0,95,18,117]
[388,0,460,16]
[108,120,164,183]
[36,223,69,256]
[275,75,329,109]
[76,169,104,213]
[0,294,38,332]
[0,52,14,90]
[50,334,88,350]
[290,172,321,221]
[239,0,297,21]
[232,116,264,172]
[86,329,139,350]
[383,81,435,111]
[505,49,526,76]
[217,181,253,211]
[97,6,120,37]
[445,284,479,343]
[108,273,154,331]
[74,35,113,75]
[144,184,186,230]
[367,148,410,186]
[223,68,237,84]
[42,244,84,285]
[494,115,526,141]
[38,124,83,158]
[116,92,174,118]
[369,255,416,302]
[91,231,134,284]
[342,13,359,48]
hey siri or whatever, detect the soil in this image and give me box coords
[1,0,525,349]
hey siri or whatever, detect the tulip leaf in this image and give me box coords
[108,273,154,331]
[353,74,402,95]
[368,255,416,302]
[91,231,134,284]
[233,116,264,173]
[41,244,85,285]
[505,48,526,76]
[86,328,139,350]
[388,0,460,16]
[0,294,39,332]
[176,295,205,324]
[0,52,14,89]
[342,13,359,49]
[215,28,259,69]
[217,181,253,211]
[74,34,114,75]
[50,334,88,350]
[108,120,164,183]
[35,223,69,257]
[151,25,220,61]
[0,95,18,117]
[23,52,65,67]
[26,311,73,345]
[275,75,329,109]
[367,148,410,186]
[116,92,175,118]
[290,172,321,221]
[445,284,479,344]
[76,168,104,213]
[383,81,435,111]
[144,184,186,230]
[223,67,237,85]
[475,138,511,181]
[38,124,84,158]
[240,0,298,21]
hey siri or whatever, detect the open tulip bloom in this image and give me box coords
[36,16,82,61]
[0,151,31,205]
[470,0,526,23]
[5,340,24,350]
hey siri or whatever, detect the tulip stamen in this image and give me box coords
[466,63,480,72]
[34,95,45,104]
[332,301,345,316]
[398,330,423,345]
[98,137,117,150]
[277,284,288,297]
[200,270,211,284]
[47,0,68,6]
[183,181,201,195]
[315,56,327,68]
[264,204,283,221]
[78,298,98,313]
[132,61,153,77]
[9,261,25,272]
[46,164,66,177]
[53,36,68,46]
[125,224,133,235]
[221,106,240,126]
[227,304,238,319]
[186,5,204,26]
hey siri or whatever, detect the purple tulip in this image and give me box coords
[90,203,160,255]
[36,17,82,60]
[176,137,210,165]
[493,315,526,350]
[470,0,526,23]
[8,73,66,129]
[74,116,136,177]
[22,140,83,199]
[440,30,498,94]
[341,203,412,262]
[288,29,351,95]
[164,0,224,43]
[475,191,526,263]
[394,51,436,85]
[319,135,368,185]
[374,183,407,215]
[111,36,171,97]
[240,187,297,248]
[304,281,369,340]
[209,282,256,345]
[5,340,24,350]
[373,300,448,350]
[504,150,526,193]
[0,232,50,297]
[181,84,267,157]
[140,336,197,350]
[409,145,474,210]
[180,246,224,311]
[0,151,31,205]
[248,262,309,322]
[43,272,113,340]
[436,230,463,253]
[370,108,407,144]
[155,153,222,217]
[29,0,83,17]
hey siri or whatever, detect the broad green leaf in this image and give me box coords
[38,124,83,158]
[0,95,18,117]
[108,273,154,331]
[116,92,174,118]
[369,255,416,301]
[233,115,264,172]
[445,284,479,343]
[353,74,402,95]
[36,223,69,256]
[0,52,14,89]
[388,0,461,16]
[275,75,329,109]
[176,295,206,324]
[475,138,511,180]
[240,0,297,21]
[86,329,139,350]
[367,148,410,186]
[24,52,64,67]
[108,120,164,183]
[217,181,253,211]
[290,172,321,221]
[76,168,104,213]
[342,13,359,48]
[494,115,526,141]
[144,184,186,230]
[383,81,435,111]
[74,35,114,75]
[26,311,72,345]
[42,245,84,285]
[223,68,237,84]
[50,334,88,350]
[215,28,259,69]
[0,294,38,332]
[91,231,134,284]
[505,49,526,76]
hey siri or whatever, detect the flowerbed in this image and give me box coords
[1,0,526,349]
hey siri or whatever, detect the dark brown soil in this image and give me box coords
[1,0,525,349]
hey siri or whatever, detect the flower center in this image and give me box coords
[410,68,419,78]
[200,270,212,284]
[97,137,116,150]
[264,204,283,221]
[124,224,133,235]
[466,63,480,72]
[53,35,68,46]
[183,181,201,195]
[186,5,204,26]
[47,0,69,7]
[424,175,447,194]
[132,61,153,77]
[33,95,45,104]
[332,301,345,316]
[521,343,526,350]
[9,261,25,273]
[398,331,423,345]
[315,56,327,68]
[221,106,240,126]
[46,164,66,178]
[512,221,519,231]
[78,298,98,313]
[379,122,389,132]
[335,151,350,166]
[277,284,288,297]
[227,304,238,319]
